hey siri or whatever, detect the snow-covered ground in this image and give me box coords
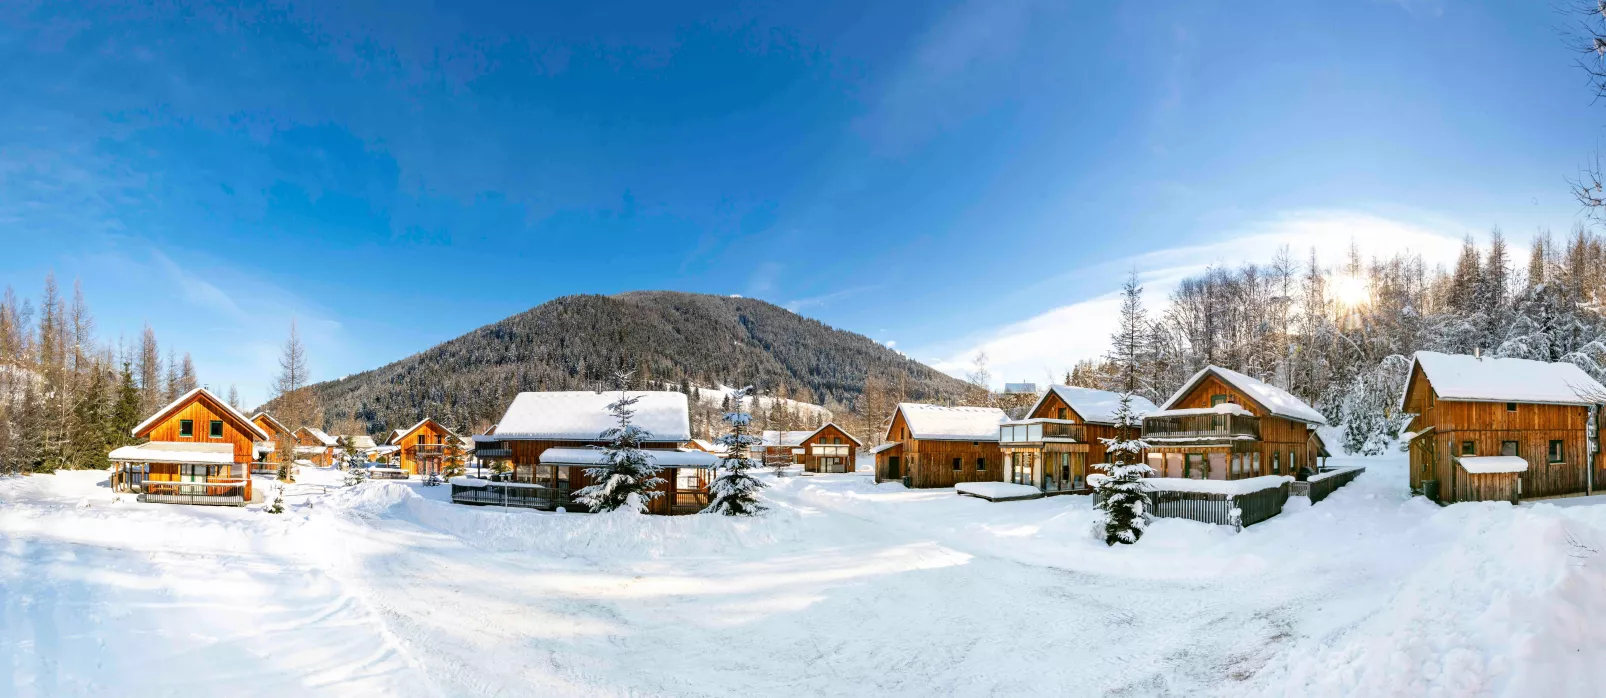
[3,454,1603,697]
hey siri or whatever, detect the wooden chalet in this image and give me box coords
[759,430,814,465]
[109,387,267,506]
[794,423,860,474]
[1143,366,1327,481]
[388,417,461,477]
[873,403,1009,488]
[293,426,338,467]
[998,386,1160,495]
[1399,351,1605,504]
[248,412,293,472]
[469,391,707,515]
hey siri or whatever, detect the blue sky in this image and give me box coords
[0,0,1598,405]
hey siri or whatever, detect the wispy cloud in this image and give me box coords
[918,210,1477,386]
[784,285,879,313]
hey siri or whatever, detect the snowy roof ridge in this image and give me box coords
[795,422,863,447]
[1161,366,1327,425]
[538,447,724,468]
[109,441,237,465]
[494,390,692,442]
[250,412,291,436]
[1027,385,1159,425]
[388,417,458,445]
[1402,351,1606,409]
[894,403,1010,441]
[296,426,338,446]
[133,387,270,441]
[760,429,816,447]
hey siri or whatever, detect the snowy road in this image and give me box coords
[3,457,1604,697]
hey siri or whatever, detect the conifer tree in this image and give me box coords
[441,435,467,479]
[1091,271,1154,546]
[573,373,665,513]
[705,386,766,516]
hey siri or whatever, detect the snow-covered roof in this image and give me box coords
[894,403,1010,441]
[689,438,728,453]
[955,481,1042,500]
[1141,474,1292,495]
[1147,403,1254,419]
[538,447,720,468]
[494,391,692,442]
[1163,366,1327,425]
[133,387,270,441]
[109,441,237,465]
[1403,351,1606,409]
[343,435,377,450]
[869,442,900,454]
[1028,386,1159,425]
[250,412,291,436]
[296,426,338,446]
[793,423,860,446]
[293,445,328,454]
[370,445,400,455]
[1456,456,1530,474]
[387,418,458,445]
[760,430,815,447]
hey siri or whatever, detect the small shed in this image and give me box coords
[1454,456,1528,504]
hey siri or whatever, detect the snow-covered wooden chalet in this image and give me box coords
[387,417,460,477]
[874,403,1009,487]
[1400,351,1605,503]
[109,387,266,506]
[1142,366,1328,481]
[998,386,1159,494]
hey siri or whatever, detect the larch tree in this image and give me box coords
[272,320,314,483]
[573,373,664,513]
[1090,271,1154,546]
[705,386,766,516]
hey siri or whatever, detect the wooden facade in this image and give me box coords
[873,409,1002,488]
[797,423,860,474]
[1401,361,1600,503]
[495,439,699,514]
[1144,372,1324,481]
[293,428,335,467]
[391,418,461,477]
[110,388,262,503]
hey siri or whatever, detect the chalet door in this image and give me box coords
[887,456,900,479]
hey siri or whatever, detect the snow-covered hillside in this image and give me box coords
[3,454,1603,696]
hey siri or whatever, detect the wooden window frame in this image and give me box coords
[1549,440,1565,464]
[1272,451,1280,475]
[179,419,194,438]
[1211,394,1228,406]
[1056,407,1067,420]
[1500,440,1519,457]
[1506,402,1518,413]
[1461,441,1475,456]
[975,456,985,471]
[209,420,224,439]
[952,457,962,471]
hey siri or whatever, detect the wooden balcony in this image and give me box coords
[140,480,249,506]
[999,420,1086,444]
[1142,413,1260,441]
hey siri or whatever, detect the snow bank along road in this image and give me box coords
[3,456,1604,697]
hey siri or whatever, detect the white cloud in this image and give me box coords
[917,210,1478,388]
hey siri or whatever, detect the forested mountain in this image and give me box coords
[288,291,968,438]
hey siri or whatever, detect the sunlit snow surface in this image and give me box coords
[3,455,1603,697]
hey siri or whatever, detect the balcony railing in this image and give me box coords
[1142,413,1260,441]
[999,421,1086,443]
[141,480,249,506]
[411,443,447,454]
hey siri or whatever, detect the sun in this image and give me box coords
[1331,274,1369,308]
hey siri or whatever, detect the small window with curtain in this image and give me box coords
[209,420,223,439]
[1461,441,1475,456]
[179,419,193,437]
[1211,394,1228,406]
[1500,441,1519,457]
[1549,440,1565,463]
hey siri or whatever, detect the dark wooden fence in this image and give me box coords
[1096,482,1289,528]
[1306,467,1365,504]
[450,481,564,509]
[368,468,408,480]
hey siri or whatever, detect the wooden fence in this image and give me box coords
[450,481,564,509]
[1306,467,1365,504]
[1096,482,1289,528]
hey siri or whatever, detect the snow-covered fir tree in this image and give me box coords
[265,486,285,514]
[704,386,766,516]
[1091,393,1152,546]
[573,374,665,513]
[1090,272,1154,546]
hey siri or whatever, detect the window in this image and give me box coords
[676,468,705,491]
[1461,441,1475,456]
[417,434,426,445]
[1056,407,1067,420]
[179,419,193,437]
[1549,440,1565,463]
[1506,402,1518,413]
[1185,453,1205,478]
[952,457,962,471]
[1500,441,1519,457]
[1272,452,1281,475]
[1290,452,1298,473]
[1252,452,1261,476]
[1211,394,1228,406]
[975,457,985,471]
[209,420,223,439]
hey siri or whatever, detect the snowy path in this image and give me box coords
[3,456,1604,696]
